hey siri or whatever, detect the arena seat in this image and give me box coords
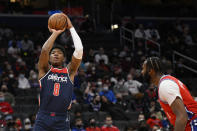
[113,120,128,131]
[125,112,139,121]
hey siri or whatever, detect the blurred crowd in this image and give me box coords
[0,17,196,131]
[123,17,197,77]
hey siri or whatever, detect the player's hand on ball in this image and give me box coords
[66,16,73,29]
[62,13,73,29]
[48,25,66,35]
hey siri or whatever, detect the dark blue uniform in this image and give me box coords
[34,67,73,131]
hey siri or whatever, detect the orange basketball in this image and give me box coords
[48,13,67,30]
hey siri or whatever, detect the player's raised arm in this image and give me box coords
[38,27,65,79]
[66,16,83,81]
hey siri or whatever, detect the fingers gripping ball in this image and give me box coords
[48,13,67,30]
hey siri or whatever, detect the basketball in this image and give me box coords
[48,13,67,30]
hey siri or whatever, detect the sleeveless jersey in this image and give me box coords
[39,66,73,113]
[158,75,197,128]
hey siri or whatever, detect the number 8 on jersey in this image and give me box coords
[53,83,60,96]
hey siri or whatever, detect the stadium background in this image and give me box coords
[0,0,197,130]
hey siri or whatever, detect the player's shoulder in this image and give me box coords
[160,79,176,86]
[159,77,180,96]
[159,79,178,90]
[159,75,178,88]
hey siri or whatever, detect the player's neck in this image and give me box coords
[152,74,163,86]
[52,65,64,69]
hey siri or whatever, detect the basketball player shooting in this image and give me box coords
[141,57,197,131]
[34,15,83,131]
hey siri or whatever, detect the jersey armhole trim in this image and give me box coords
[39,67,52,81]
[66,67,74,85]
[159,96,168,104]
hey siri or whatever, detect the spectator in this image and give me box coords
[22,118,32,131]
[144,84,157,102]
[134,24,146,39]
[18,72,30,89]
[101,115,119,131]
[4,27,13,39]
[8,35,22,49]
[123,74,143,98]
[152,125,161,131]
[86,118,101,131]
[84,82,98,104]
[145,24,160,41]
[7,70,17,95]
[112,77,126,95]
[99,84,116,104]
[0,92,13,115]
[1,84,15,106]
[29,114,36,128]
[15,117,22,131]
[161,116,170,130]
[28,70,39,88]
[76,69,87,89]
[119,46,130,58]
[96,60,110,77]
[115,93,129,111]
[15,58,28,75]
[101,96,128,120]
[138,120,150,131]
[21,34,34,52]
[7,40,20,55]
[89,95,101,112]
[72,118,86,131]
[138,113,145,123]
[0,48,7,67]
[4,115,16,131]
[70,110,83,128]
[148,101,161,114]
[146,113,162,129]
[135,41,146,62]
[95,48,109,65]
[183,27,195,46]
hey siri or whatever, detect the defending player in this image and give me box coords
[141,57,197,131]
[34,15,83,131]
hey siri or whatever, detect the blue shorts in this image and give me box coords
[189,117,197,131]
[33,111,70,131]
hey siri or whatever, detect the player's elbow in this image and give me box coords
[77,45,83,51]
[41,46,49,53]
[182,114,188,124]
[73,49,83,59]
[177,113,188,125]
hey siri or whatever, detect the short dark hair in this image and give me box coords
[49,44,66,57]
[105,115,112,119]
[146,57,163,74]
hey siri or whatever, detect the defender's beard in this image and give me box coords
[143,71,151,84]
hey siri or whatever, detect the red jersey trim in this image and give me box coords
[39,80,42,89]
[51,67,68,74]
